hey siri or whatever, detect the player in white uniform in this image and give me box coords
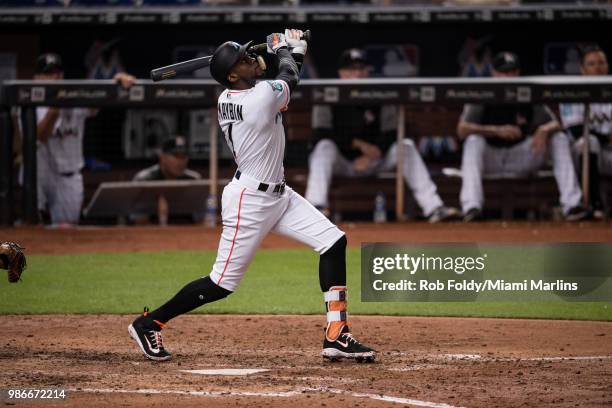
[33,53,134,225]
[129,30,376,362]
[36,105,91,225]
[559,45,611,219]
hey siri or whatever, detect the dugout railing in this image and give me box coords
[1,77,611,226]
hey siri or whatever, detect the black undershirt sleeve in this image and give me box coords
[275,48,302,93]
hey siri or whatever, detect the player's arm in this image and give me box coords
[275,49,300,93]
[267,32,303,93]
[86,72,136,118]
[530,105,560,154]
[532,105,560,136]
[457,121,499,139]
[457,104,521,141]
[36,107,60,143]
[352,139,382,160]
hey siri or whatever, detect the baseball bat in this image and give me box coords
[150,30,310,82]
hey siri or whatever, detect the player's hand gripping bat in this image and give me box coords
[150,30,311,82]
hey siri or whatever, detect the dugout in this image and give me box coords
[1,2,612,224]
[2,77,611,225]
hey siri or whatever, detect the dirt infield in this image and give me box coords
[0,315,611,407]
[1,222,611,407]
[2,221,612,255]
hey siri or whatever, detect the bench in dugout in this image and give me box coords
[285,105,601,221]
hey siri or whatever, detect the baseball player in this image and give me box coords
[133,136,201,182]
[129,30,376,362]
[559,45,611,219]
[132,136,202,225]
[305,48,459,223]
[33,53,134,225]
[457,51,586,221]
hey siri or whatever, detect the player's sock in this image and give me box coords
[147,276,232,323]
[319,235,348,340]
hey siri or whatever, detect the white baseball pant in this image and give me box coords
[38,171,84,224]
[460,133,583,214]
[304,139,443,216]
[209,173,345,292]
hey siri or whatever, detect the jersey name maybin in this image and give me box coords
[218,102,244,121]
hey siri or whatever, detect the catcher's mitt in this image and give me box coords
[0,242,26,283]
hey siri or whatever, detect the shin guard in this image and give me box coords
[324,285,348,341]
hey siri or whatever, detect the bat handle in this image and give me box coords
[248,29,311,54]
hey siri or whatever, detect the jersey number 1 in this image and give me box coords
[226,123,237,160]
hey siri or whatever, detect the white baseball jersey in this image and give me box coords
[559,103,612,139]
[36,107,91,174]
[209,79,344,291]
[217,79,290,183]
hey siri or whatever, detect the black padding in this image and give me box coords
[275,48,300,92]
[319,235,347,292]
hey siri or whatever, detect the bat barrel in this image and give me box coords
[150,67,176,82]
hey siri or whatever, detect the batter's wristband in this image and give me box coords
[291,46,306,55]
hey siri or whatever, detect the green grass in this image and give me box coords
[0,249,610,320]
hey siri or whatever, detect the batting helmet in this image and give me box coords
[210,40,253,87]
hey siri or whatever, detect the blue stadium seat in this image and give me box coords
[0,0,64,6]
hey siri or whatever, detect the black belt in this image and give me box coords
[235,170,285,194]
[59,171,79,177]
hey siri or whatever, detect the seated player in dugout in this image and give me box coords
[133,136,201,182]
[128,30,376,362]
[305,48,460,223]
[457,51,587,222]
[132,136,202,225]
[559,44,611,220]
[33,53,135,226]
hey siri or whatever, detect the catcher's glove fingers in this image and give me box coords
[0,241,26,283]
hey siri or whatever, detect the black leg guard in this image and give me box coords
[148,276,232,323]
[319,235,347,292]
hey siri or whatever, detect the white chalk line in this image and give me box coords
[180,368,269,376]
[520,355,612,362]
[70,387,463,408]
[439,354,612,362]
[386,354,612,372]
